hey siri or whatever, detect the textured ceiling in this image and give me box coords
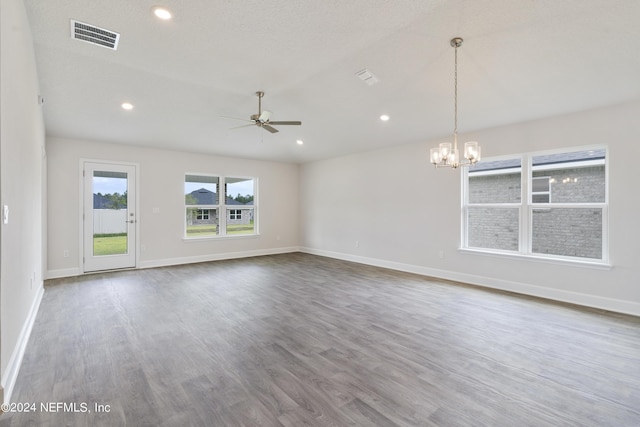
[23,0,640,163]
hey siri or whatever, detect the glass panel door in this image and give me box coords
[84,162,137,272]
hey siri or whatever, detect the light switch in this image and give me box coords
[3,205,8,224]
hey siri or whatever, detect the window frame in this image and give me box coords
[184,174,258,240]
[462,146,609,266]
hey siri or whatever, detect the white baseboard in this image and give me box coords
[46,247,301,278]
[137,246,301,270]
[45,267,81,280]
[1,284,44,404]
[300,247,640,317]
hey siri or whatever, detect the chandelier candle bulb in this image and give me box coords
[464,141,480,161]
[451,148,459,165]
[430,148,442,164]
[440,143,452,160]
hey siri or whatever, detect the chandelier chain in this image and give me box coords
[453,43,458,136]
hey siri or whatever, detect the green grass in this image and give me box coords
[186,225,218,237]
[186,221,254,237]
[93,234,127,256]
[227,221,255,235]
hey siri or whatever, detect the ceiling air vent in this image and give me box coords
[70,20,120,50]
[355,68,379,86]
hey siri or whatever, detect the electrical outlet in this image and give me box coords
[438,250,445,259]
[63,250,70,258]
[355,240,360,248]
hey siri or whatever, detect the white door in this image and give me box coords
[83,162,137,272]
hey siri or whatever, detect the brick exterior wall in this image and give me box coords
[469,172,521,203]
[532,208,602,259]
[467,165,605,259]
[468,207,519,251]
[535,166,605,203]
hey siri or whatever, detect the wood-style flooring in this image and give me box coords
[2,253,639,426]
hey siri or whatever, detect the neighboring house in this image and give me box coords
[225,197,253,225]
[186,188,253,226]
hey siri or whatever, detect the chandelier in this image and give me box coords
[430,37,480,168]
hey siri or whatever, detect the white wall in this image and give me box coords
[0,0,46,402]
[47,137,300,276]
[300,101,640,316]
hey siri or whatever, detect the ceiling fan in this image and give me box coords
[222,91,302,134]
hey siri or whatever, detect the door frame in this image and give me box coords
[79,159,140,273]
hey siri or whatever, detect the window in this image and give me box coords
[466,157,521,252]
[225,177,255,235]
[184,174,257,238]
[531,176,550,203]
[196,209,210,220]
[463,148,607,263]
[185,175,218,238]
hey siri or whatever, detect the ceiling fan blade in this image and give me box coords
[268,121,302,126]
[229,123,256,130]
[220,115,254,123]
[259,110,272,123]
[262,124,279,133]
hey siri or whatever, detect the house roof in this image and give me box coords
[23,0,640,163]
[188,188,217,205]
[470,149,606,173]
[187,188,251,206]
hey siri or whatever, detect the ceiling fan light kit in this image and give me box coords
[430,37,481,169]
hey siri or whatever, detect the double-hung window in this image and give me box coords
[224,177,255,235]
[184,174,256,238]
[463,147,608,263]
[185,175,219,238]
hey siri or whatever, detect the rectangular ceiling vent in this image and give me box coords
[355,68,380,86]
[70,20,120,50]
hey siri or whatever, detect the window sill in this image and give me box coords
[183,234,260,243]
[458,247,612,270]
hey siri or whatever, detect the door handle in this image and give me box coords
[126,220,136,223]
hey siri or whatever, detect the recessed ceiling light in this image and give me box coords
[296,140,304,145]
[121,102,134,110]
[152,6,172,20]
[380,114,390,121]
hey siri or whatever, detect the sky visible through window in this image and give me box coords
[93,177,127,194]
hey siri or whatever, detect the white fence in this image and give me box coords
[93,209,127,234]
